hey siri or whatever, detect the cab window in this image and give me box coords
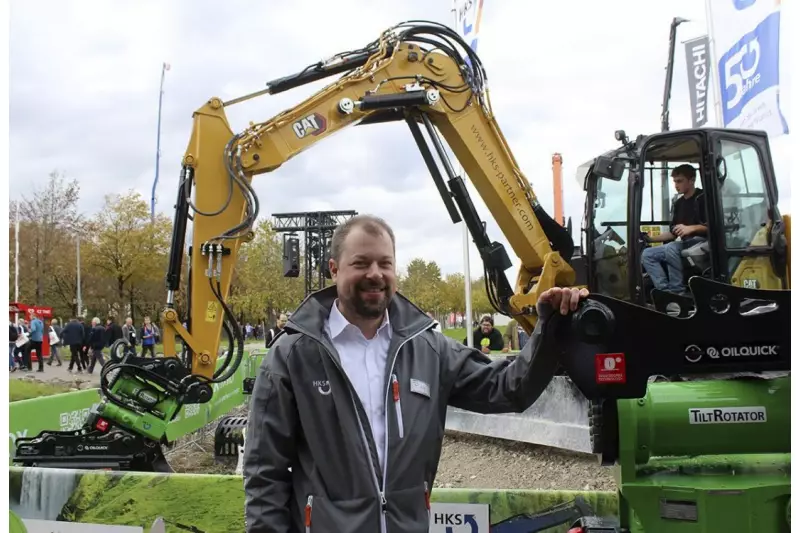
[591,174,629,299]
[718,140,771,250]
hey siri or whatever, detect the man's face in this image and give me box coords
[481,321,492,333]
[330,226,396,319]
[277,314,287,329]
[672,174,693,195]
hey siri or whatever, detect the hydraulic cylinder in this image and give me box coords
[618,375,790,464]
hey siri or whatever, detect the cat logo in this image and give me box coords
[292,113,327,139]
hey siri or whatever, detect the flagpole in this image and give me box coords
[76,236,82,317]
[452,0,474,347]
[14,201,19,323]
[151,62,169,223]
[704,0,725,127]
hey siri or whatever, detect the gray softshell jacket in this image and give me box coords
[243,286,560,533]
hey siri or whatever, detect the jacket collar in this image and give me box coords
[287,285,433,341]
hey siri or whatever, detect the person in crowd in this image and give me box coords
[464,314,505,353]
[140,316,158,357]
[62,317,86,373]
[27,312,44,373]
[87,317,107,374]
[502,317,530,352]
[264,313,288,348]
[121,317,138,357]
[47,318,64,367]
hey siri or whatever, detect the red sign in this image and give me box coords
[595,353,627,384]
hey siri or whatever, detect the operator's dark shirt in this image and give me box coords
[465,327,505,351]
[670,189,706,233]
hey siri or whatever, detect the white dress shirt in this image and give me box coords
[325,299,393,471]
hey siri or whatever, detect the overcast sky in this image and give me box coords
[9,0,794,282]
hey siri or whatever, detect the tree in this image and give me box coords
[14,171,83,305]
[470,276,494,321]
[398,258,444,313]
[440,272,466,323]
[229,220,304,323]
[84,190,172,318]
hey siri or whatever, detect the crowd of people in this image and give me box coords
[9,314,161,374]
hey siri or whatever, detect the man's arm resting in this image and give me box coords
[445,311,560,414]
[243,347,298,533]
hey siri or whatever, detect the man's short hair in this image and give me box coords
[330,214,396,262]
[672,164,697,181]
[480,315,494,326]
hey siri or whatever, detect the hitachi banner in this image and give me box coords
[684,36,711,128]
[707,0,789,136]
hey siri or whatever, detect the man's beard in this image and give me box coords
[350,281,391,319]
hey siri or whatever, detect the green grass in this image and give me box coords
[442,327,466,341]
[9,379,73,402]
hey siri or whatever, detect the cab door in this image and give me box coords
[705,129,788,290]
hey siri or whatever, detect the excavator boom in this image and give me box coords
[14,21,577,472]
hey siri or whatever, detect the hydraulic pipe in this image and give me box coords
[619,376,790,464]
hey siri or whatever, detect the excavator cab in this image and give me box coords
[581,128,790,314]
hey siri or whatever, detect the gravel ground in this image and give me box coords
[166,413,616,492]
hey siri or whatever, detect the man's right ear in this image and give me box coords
[329,259,338,281]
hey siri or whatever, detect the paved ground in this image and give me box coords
[11,359,102,386]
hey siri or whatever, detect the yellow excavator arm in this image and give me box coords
[162,21,578,380]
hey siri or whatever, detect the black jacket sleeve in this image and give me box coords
[243,339,298,533]
[488,329,505,351]
[444,305,561,414]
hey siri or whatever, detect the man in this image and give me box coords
[243,214,587,533]
[87,317,107,374]
[62,317,86,373]
[464,315,504,353]
[502,317,530,352]
[641,164,707,295]
[27,312,44,373]
[264,313,288,348]
[121,317,138,357]
[47,318,63,367]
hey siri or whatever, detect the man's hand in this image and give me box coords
[501,346,509,353]
[673,224,693,237]
[481,346,490,354]
[537,287,590,316]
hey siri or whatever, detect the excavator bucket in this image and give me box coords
[214,415,248,459]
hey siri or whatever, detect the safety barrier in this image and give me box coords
[8,466,617,532]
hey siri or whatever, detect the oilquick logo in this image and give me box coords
[685,344,779,363]
[430,503,489,533]
[292,113,327,139]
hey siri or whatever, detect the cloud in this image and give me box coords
[10,0,793,286]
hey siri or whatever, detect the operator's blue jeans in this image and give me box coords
[642,237,704,293]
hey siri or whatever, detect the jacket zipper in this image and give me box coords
[304,320,434,533]
[305,495,313,533]
[424,481,431,519]
[391,374,404,439]
[380,324,433,531]
[308,337,388,533]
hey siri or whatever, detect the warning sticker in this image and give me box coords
[595,353,626,384]
[205,301,218,322]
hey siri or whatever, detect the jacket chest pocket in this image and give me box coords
[391,375,435,441]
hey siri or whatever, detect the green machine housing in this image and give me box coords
[550,277,791,533]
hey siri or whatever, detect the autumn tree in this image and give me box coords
[83,190,172,318]
[440,272,466,319]
[398,258,444,313]
[228,220,304,324]
[13,171,83,305]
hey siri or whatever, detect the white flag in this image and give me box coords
[707,0,789,136]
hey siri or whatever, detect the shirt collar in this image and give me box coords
[329,298,391,340]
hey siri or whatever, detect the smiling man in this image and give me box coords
[243,214,588,533]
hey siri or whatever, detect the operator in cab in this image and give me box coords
[641,164,707,295]
[243,214,587,533]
